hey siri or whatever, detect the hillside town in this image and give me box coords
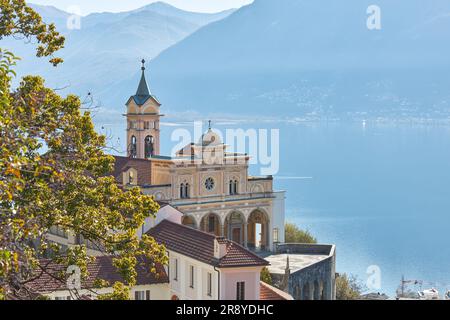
[9,62,337,301]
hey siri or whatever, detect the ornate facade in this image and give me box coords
[114,61,286,252]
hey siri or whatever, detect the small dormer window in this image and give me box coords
[128,171,134,184]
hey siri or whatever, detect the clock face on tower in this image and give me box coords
[205,177,215,191]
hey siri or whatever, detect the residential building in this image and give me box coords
[18,256,170,300]
[147,219,270,300]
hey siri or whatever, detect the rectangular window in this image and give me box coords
[189,265,195,288]
[134,291,145,300]
[49,225,68,239]
[146,290,151,300]
[174,259,178,281]
[144,121,150,130]
[77,234,98,250]
[236,282,245,300]
[207,273,212,297]
[273,228,279,243]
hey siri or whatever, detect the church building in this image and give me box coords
[113,60,286,252]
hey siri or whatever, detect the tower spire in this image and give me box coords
[136,58,150,97]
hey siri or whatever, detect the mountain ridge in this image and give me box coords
[146,0,450,119]
[7,0,450,120]
[5,2,236,114]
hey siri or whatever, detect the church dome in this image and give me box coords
[199,128,222,146]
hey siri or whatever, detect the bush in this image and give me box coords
[285,222,317,244]
[260,267,272,285]
[335,273,362,300]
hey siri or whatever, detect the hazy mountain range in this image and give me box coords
[2,2,235,116]
[148,0,450,119]
[4,0,450,121]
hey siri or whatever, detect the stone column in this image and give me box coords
[220,223,225,237]
[243,223,248,248]
[267,219,273,252]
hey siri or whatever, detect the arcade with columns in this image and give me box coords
[114,60,286,252]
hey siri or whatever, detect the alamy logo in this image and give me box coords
[66,5,82,30]
[367,5,382,30]
[66,265,81,291]
[171,121,280,176]
[366,265,382,290]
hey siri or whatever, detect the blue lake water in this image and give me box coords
[101,117,450,296]
[271,121,450,296]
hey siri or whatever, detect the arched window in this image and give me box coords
[208,215,216,233]
[229,180,238,195]
[180,183,185,199]
[185,183,190,199]
[130,136,137,158]
[180,183,190,199]
[144,135,154,158]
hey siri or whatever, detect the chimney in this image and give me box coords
[214,238,227,259]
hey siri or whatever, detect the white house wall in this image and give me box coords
[45,283,170,300]
[220,267,263,300]
[168,251,218,300]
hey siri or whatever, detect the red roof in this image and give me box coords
[147,220,269,268]
[112,156,152,186]
[260,281,293,300]
[26,255,168,293]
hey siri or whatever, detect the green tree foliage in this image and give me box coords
[285,222,317,244]
[335,273,362,300]
[0,0,65,65]
[97,282,130,300]
[0,1,167,300]
[260,267,272,285]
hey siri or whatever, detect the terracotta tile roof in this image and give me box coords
[26,255,168,293]
[147,220,269,268]
[5,287,43,300]
[112,156,152,186]
[260,281,294,300]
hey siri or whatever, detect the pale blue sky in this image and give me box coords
[28,0,253,15]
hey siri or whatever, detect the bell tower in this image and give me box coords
[125,59,162,158]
